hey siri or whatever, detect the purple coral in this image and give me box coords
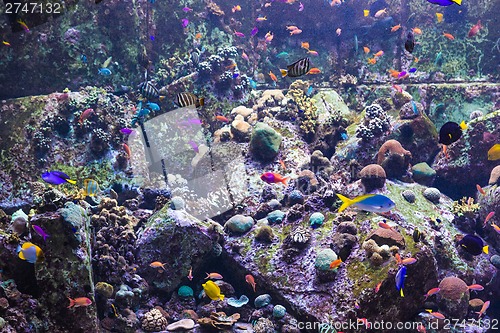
[63,28,80,45]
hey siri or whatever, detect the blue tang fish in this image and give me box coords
[427,0,460,6]
[409,67,417,73]
[41,171,76,185]
[336,194,395,213]
[17,242,44,263]
[98,68,112,76]
[395,265,407,297]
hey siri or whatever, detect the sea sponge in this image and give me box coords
[489,165,500,185]
[423,187,441,204]
[362,239,379,255]
[438,277,469,301]
[370,252,384,266]
[255,225,274,243]
[178,285,194,298]
[359,164,386,192]
[95,282,114,298]
[142,308,168,332]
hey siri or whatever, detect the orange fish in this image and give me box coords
[414,57,419,63]
[378,221,393,230]
[329,259,342,269]
[467,284,484,291]
[483,211,495,227]
[286,25,299,31]
[476,300,490,318]
[215,115,230,123]
[443,32,455,40]
[231,5,241,12]
[260,172,289,185]
[17,19,30,32]
[436,12,443,23]
[301,41,310,49]
[264,2,272,7]
[388,69,400,78]
[492,223,500,234]
[205,272,223,279]
[225,63,237,69]
[279,159,286,170]
[290,29,302,35]
[150,261,166,271]
[374,281,382,293]
[67,296,92,308]
[265,31,274,42]
[401,258,417,265]
[468,20,482,38]
[412,27,422,35]
[307,50,319,56]
[423,287,440,300]
[392,84,403,93]
[2,40,11,46]
[476,184,486,195]
[330,0,341,6]
[391,24,401,32]
[269,71,278,82]
[442,144,449,159]
[429,311,445,319]
[367,57,376,65]
[394,253,402,265]
[79,108,94,124]
[123,143,131,158]
[363,46,370,54]
[374,8,386,18]
[307,67,321,74]
[195,32,203,39]
[245,274,256,292]
[374,50,384,57]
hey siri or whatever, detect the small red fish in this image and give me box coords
[215,115,230,123]
[260,172,289,185]
[467,284,484,291]
[390,24,401,32]
[329,258,342,269]
[378,221,394,230]
[79,108,94,124]
[423,287,440,300]
[374,281,382,293]
[307,68,321,74]
[428,311,445,319]
[67,296,92,308]
[467,20,482,38]
[483,211,495,227]
[123,143,131,158]
[269,71,278,82]
[245,274,256,292]
[443,32,455,40]
[476,300,490,318]
[150,261,166,271]
[476,184,486,195]
[374,50,384,57]
[205,272,223,280]
[401,258,417,265]
[491,223,500,235]
[392,85,403,93]
[187,267,193,281]
[279,159,286,171]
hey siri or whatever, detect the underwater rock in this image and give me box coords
[309,212,325,228]
[231,115,252,142]
[254,294,272,308]
[423,187,441,204]
[266,210,285,224]
[170,196,185,210]
[177,285,194,298]
[490,255,500,269]
[250,122,282,162]
[377,139,412,179]
[227,295,249,307]
[489,165,500,185]
[272,305,286,318]
[437,277,470,320]
[356,104,392,143]
[359,164,387,192]
[225,215,254,233]
[287,190,304,205]
[331,232,358,261]
[399,101,423,119]
[95,282,114,298]
[412,162,436,186]
[142,308,168,332]
[198,312,240,330]
[366,228,405,248]
[401,190,416,203]
[253,318,275,333]
[231,105,254,118]
[255,225,275,243]
[314,248,338,282]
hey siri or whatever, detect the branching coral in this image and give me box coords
[451,197,480,217]
[356,104,392,143]
[286,81,318,138]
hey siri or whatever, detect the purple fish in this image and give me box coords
[120,128,134,135]
[188,140,199,153]
[182,6,193,12]
[233,73,240,79]
[299,2,304,11]
[234,31,245,38]
[181,18,189,28]
[41,171,76,185]
[409,67,417,73]
[398,71,407,78]
[150,35,155,41]
[251,27,258,36]
[32,225,50,242]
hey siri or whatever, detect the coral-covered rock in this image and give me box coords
[423,187,441,204]
[250,122,282,162]
[377,139,412,179]
[366,228,405,248]
[359,164,386,192]
[437,277,470,320]
[225,215,254,233]
[141,308,168,332]
[412,162,436,186]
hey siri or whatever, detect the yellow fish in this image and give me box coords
[202,280,224,301]
[17,242,44,263]
[83,179,99,196]
[363,9,370,16]
[488,144,500,161]
[436,12,443,23]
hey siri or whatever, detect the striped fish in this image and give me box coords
[280,57,311,77]
[176,92,205,108]
[138,81,160,100]
[190,50,200,67]
[83,179,99,196]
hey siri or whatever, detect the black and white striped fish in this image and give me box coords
[190,50,200,67]
[176,92,204,108]
[280,57,311,77]
[138,81,161,100]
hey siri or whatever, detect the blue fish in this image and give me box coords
[276,52,289,58]
[80,54,87,63]
[410,101,419,115]
[150,35,155,41]
[306,86,314,97]
[340,132,348,140]
[427,0,461,6]
[98,68,112,76]
[17,242,43,264]
[233,73,240,79]
[248,79,257,89]
[41,171,76,185]
[146,102,160,111]
[395,266,407,297]
[336,194,395,213]
[409,67,417,73]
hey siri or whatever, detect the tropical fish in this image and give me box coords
[391,24,401,32]
[468,20,482,37]
[276,51,289,58]
[41,171,76,185]
[32,225,50,242]
[83,179,99,196]
[245,274,256,292]
[434,52,443,67]
[307,68,321,74]
[232,5,241,12]
[336,28,341,36]
[363,9,370,16]
[120,128,134,135]
[279,159,287,170]
[398,71,408,78]
[412,27,422,35]
[299,2,304,11]
[98,68,112,76]
[215,115,230,123]
[459,234,488,255]
[3,40,11,46]
[67,297,92,308]
[427,0,461,6]
[205,272,223,280]
[436,12,443,22]
[405,31,415,53]
[307,50,319,56]
[374,281,382,293]
[280,57,311,77]
[301,42,310,50]
[443,32,455,40]
[269,71,278,82]
[261,172,289,185]
[202,280,224,301]
[251,27,259,36]
[146,102,160,111]
[423,287,440,300]
[374,50,384,57]
[409,67,417,73]
[389,69,401,78]
[286,25,299,31]
[242,51,249,61]
[395,266,407,297]
[363,46,370,54]
[374,8,387,17]
[195,32,203,39]
[401,258,417,265]
[467,284,484,291]
[234,30,245,38]
[392,84,403,93]
[150,261,166,271]
[138,81,162,100]
[176,92,204,108]
[438,121,466,145]
[491,224,500,235]
[265,31,274,42]
[476,184,486,195]
[483,211,495,227]
[290,29,302,35]
[181,19,189,28]
[256,16,267,22]
[17,19,30,32]
[102,56,112,68]
[476,300,490,318]
[329,259,342,269]
[123,143,131,158]
[428,311,445,319]
[378,222,394,230]
[79,108,94,124]
[188,140,199,153]
[336,194,395,213]
[17,242,44,263]
[182,6,193,12]
[487,144,500,160]
[413,229,423,242]
[187,267,193,280]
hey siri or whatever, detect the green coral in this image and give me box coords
[451,197,480,217]
[286,80,318,138]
